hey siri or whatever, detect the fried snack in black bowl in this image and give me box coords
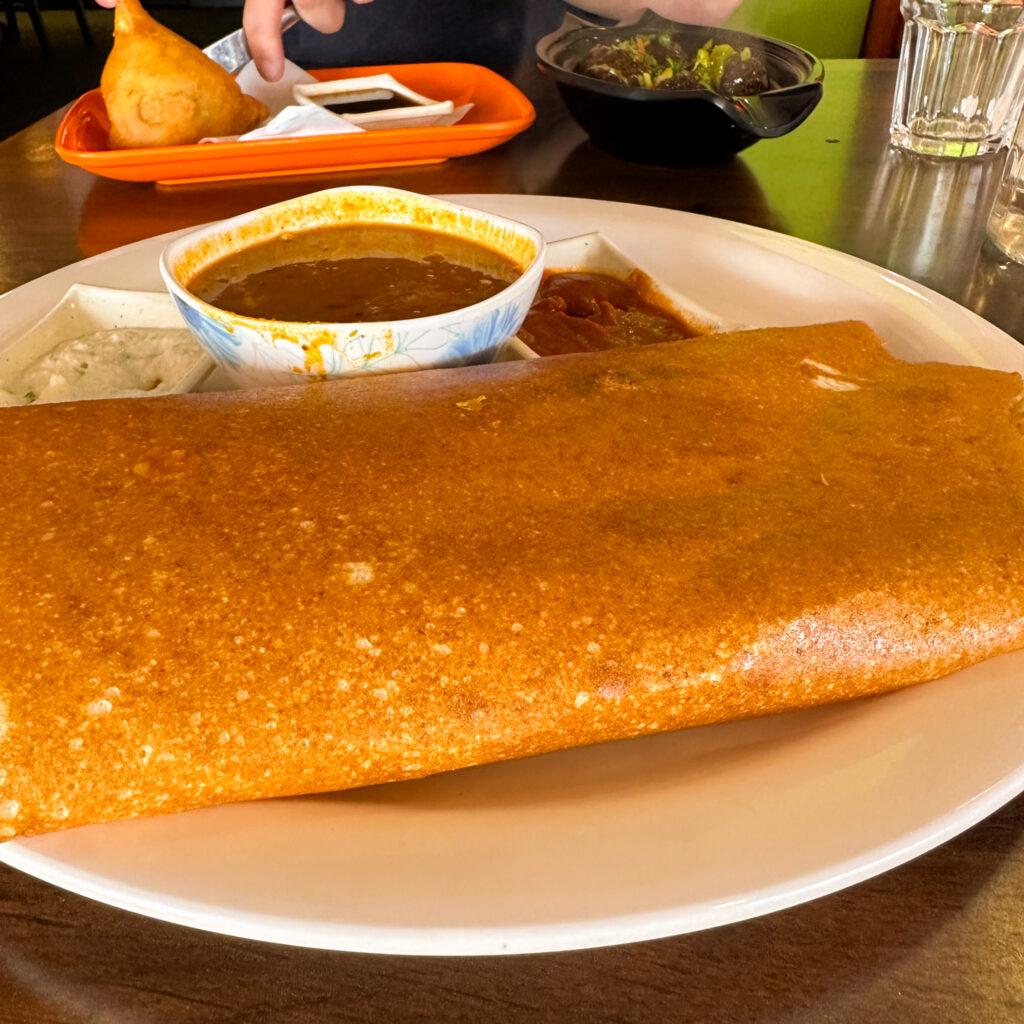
[537,10,824,165]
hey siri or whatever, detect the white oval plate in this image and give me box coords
[1,196,1023,956]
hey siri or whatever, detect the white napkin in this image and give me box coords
[200,61,365,143]
[236,104,365,141]
[237,59,317,117]
[200,60,471,143]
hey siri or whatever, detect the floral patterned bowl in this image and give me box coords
[159,186,545,388]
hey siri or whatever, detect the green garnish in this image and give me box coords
[708,44,737,89]
[692,39,738,90]
[580,31,763,95]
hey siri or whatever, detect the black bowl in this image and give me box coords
[536,9,824,165]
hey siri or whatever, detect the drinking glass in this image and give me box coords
[987,105,1024,260]
[891,1,1024,158]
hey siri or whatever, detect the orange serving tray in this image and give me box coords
[55,62,535,185]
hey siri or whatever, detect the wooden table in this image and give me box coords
[2,59,1024,1024]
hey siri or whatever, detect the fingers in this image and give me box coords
[94,0,116,8]
[292,0,347,34]
[245,0,349,80]
[244,0,287,81]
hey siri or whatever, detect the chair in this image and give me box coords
[1,0,95,55]
[861,0,903,58]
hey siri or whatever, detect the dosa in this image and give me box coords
[2,321,1023,839]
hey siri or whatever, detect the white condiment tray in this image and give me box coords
[541,232,733,334]
[0,284,213,404]
[500,232,733,359]
[0,235,724,404]
[293,74,456,131]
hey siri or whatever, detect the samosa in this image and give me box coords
[100,0,268,149]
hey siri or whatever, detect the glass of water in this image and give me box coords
[891,1,1024,158]
[987,106,1024,260]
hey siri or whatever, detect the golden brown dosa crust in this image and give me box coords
[2,321,1024,840]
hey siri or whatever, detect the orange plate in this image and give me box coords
[55,63,536,185]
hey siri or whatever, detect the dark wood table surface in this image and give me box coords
[3,58,1024,1023]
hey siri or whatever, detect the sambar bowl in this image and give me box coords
[160,186,545,387]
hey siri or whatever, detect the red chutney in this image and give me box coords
[517,271,698,356]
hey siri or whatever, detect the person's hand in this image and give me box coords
[245,0,375,82]
[91,0,375,83]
